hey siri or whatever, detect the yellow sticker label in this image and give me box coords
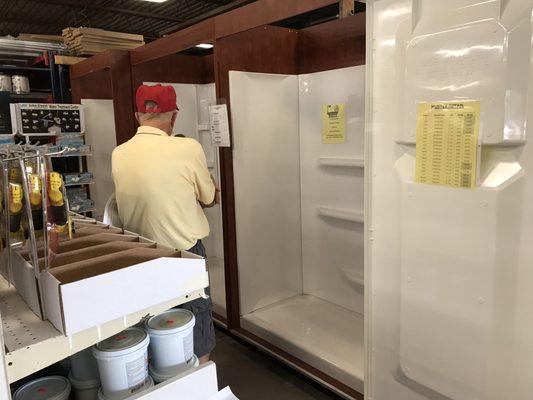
[415,101,480,189]
[48,172,64,206]
[9,183,23,214]
[29,174,42,208]
[322,104,346,144]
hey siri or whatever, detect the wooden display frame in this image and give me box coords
[70,50,135,145]
[70,1,366,398]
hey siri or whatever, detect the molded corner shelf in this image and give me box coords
[317,205,364,223]
[318,157,364,168]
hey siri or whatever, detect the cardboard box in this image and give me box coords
[42,247,208,335]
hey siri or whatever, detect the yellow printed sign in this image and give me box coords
[322,104,346,144]
[415,101,480,188]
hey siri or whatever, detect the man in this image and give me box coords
[112,84,219,364]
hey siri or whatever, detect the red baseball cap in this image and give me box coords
[136,84,178,113]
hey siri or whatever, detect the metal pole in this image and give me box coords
[0,313,12,400]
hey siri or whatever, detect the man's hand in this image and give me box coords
[214,187,221,205]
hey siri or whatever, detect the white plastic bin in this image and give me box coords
[93,327,150,399]
[146,309,195,372]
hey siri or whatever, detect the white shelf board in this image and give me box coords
[241,294,364,393]
[318,157,364,168]
[316,205,364,223]
[0,275,204,383]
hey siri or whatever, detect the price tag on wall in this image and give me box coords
[209,104,231,147]
[415,101,480,188]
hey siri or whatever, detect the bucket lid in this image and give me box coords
[13,376,71,400]
[96,327,148,353]
[147,309,194,332]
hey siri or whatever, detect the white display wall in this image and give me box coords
[81,99,117,221]
[230,66,365,392]
[299,68,365,314]
[144,81,226,317]
[230,72,302,315]
[367,1,533,400]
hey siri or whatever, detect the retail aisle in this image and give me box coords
[212,329,343,400]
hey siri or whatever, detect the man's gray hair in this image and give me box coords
[137,100,174,123]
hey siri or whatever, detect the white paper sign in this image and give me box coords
[209,104,231,147]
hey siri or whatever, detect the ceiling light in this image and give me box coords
[196,43,214,49]
[140,0,169,3]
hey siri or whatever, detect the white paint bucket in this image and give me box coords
[69,372,99,400]
[149,354,199,383]
[13,376,71,400]
[93,327,150,399]
[146,309,195,372]
[97,377,154,400]
[70,347,100,381]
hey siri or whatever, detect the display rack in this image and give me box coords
[0,273,204,383]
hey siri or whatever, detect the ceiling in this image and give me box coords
[0,0,252,41]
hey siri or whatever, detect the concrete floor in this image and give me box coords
[211,329,343,400]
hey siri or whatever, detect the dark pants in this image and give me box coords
[179,240,215,358]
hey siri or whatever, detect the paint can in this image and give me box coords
[93,327,149,399]
[97,377,154,400]
[13,376,71,400]
[70,347,99,381]
[149,354,199,384]
[69,372,99,400]
[146,309,195,372]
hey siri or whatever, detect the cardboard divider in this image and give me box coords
[51,247,181,284]
[41,233,140,259]
[75,225,123,234]
[39,241,155,270]
[58,226,124,242]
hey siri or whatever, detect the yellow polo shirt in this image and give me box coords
[112,126,216,250]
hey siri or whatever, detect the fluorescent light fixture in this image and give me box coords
[140,0,169,2]
[196,43,214,49]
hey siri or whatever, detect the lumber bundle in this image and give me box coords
[18,34,64,43]
[62,27,145,55]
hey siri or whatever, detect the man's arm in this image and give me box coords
[201,174,221,208]
[192,142,218,207]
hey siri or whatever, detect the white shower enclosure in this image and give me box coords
[230,65,365,392]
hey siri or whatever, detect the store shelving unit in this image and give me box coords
[0,51,70,105]
[0,274,205,384]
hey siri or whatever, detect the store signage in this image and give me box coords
[209,104,231,147]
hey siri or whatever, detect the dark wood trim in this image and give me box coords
[129,0,338,66]
[130,19,215,66]
[233,327,364,400]
[213,312,228,327]
[298,13,366,74]
[70,50,135,145]
[215,25,299,329]
[70,50,129,79]
[108,53,136,145]
[131,53,209,89]
[213,0,338,39]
